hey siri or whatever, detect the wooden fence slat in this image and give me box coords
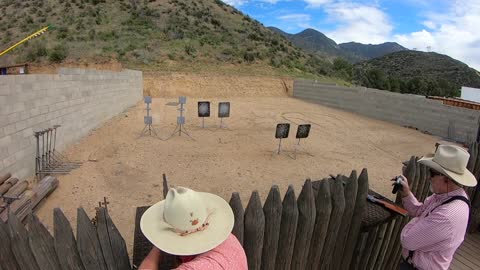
[387,217,409,270]
[53,208,85,270]
[27,214,62,270]
[229,192,245,246]
[275,185,298,270]
[358,226,379,270]
[319,177,346,270]
[0,220,20,270]
[419,164,430,202]
[244,191,265,270]
[7,212,40,270]
[342,168,369,270]
[349,231,368,270]
[412,162,421,198]
[291,180,316,270]
[104,208,131,270]
[162,173,169,199]
[467,142,477,172]
[374,218,396,269]
[96,208,118,270]
[365,222,388,270]
[76,207,108,270]
[384,156,416,267]
[472,144,480,207]
[261,185,282,270]
[306,178,331,270]
[332,171,358,270]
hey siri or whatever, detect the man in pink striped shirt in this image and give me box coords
[397,145,477,270]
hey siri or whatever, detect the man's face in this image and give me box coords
[429,168,447,194]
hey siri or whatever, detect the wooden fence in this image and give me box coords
[2,155,464,270]
[0,207,131,270]
[466,142,480,231]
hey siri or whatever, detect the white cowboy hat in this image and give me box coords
[140,187,234,255]
[419,144,477,187]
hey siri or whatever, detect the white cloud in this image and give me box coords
[278,14,311,21]
[222,0,281,6]
[322,2,393,44]
[393,0,480,70]
[277,13,313,30]
[222,0,248,6]
[304,0,333,8]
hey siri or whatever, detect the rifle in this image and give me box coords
[367,195,409,217]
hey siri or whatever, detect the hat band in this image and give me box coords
[169,210,214,237]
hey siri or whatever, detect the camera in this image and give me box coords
[392,176,403,194]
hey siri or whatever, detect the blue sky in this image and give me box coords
[223,0,480,70]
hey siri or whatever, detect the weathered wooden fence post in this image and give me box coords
[319,176,346,269]
[229,192,245,246]
[343,168,369,270]
[261,185,282,270]
[0,219,20,270]
[291,179,316,270]
[244,191,265,270]
[53,208,85,270]
[96,207,131,270]
[77,208,108,270]
[7,211,40,270]
[27,214,62,270]
[332,171,358,270]
[275,185,298,270]
[306,178,331,270]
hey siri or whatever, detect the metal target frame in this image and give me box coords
[275,123,290,154]
[218,102,230,128]
[198,101,211,128]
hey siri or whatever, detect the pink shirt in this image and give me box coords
[401,188,469,270]
[175,234,247,270]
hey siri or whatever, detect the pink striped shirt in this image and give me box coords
[401,188,469,270]
[175,234,247,270]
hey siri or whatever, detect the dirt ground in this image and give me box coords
[34,74,439,260]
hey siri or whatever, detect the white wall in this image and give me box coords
[461,87,480,103]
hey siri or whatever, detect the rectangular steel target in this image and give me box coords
[275,123,290,139]
[296,124,311,139]
[218,102,230,118]
[198,101,211,117]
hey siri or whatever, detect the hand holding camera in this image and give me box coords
[391,175,411,197]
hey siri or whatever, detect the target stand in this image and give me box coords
[275,123,290,154]
[168,96,194,140]
[198,101,210,128]
[141,116,158,136]
[291,124,312,160]
[140,96,158,137]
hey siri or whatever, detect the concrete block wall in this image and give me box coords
[0,68,143,179]
[294,79,480,143]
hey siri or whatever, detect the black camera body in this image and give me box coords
[392,176,403,194]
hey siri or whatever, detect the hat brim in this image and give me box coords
[419,156,477,187]
[140,192,234,256]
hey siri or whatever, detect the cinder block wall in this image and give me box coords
[294,79,480,143]
[0,68,143,179]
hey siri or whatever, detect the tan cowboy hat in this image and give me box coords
[140,187,234,255]
[419,144,477,187]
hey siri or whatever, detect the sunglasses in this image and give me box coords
[429,168,443,177]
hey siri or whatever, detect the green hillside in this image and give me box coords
[0,0,337,79]
[352,51,480,97]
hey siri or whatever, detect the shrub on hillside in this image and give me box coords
[48,45,68,62]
